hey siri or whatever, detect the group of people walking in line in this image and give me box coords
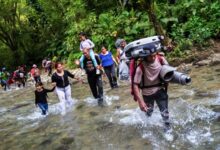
[0,58,53,91]
[35,32,129,116]
[2,32,173,131]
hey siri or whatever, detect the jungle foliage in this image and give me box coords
[0,0,219,68]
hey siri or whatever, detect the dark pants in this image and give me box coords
[87,74,103,104]
[47,66,52,76]
[143,89,169,123]
[1,80,9,91]
[34,76,41,83]
[104,64,118,88]
[38,103,48,115]
[17,78,25,87]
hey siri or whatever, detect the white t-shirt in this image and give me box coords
[80,39,95,51]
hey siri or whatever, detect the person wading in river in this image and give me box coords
[51,62,78,115]
[35,82,56,115]
[116,39,130,80]
[82,49,104,106]
[99,46,118,89]
[132,49,171,131]
[30,64,41,83]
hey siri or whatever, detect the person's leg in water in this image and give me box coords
[64,85,74,109]
[34,77,38,83]
[89,50,98,67]
[96,75,104,106]
[1,80,7,91]
[4,82,7,91]
[104,66,114,88]
[38,103,48,115]
[154,89,170,131]
[110,64,118,88]
[22,78,25,87]
[56,87,67,115]
[17,78,21,88]
[80,55,85,69]
[0,79,3,87]
[48,66,52,76]
[6,79,10,90]
[87,75,98,99]
[34,76,41,83]
[143,95,155,117]
[38,76,41,83]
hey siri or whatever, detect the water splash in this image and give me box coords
[17,99,78,121]
[84,95,119,106]
[105,95,119,106]
[112,98,217,148]
[0,107,7,114]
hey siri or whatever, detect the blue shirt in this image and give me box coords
[99,51,114,67]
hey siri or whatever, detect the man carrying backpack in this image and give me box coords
[132,48,171,131]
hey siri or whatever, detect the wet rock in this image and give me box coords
[96,121,114,131]
[194,91,217,98]
[210,105,220,112]
[210,53,220,65]
[114,105,121,109]
[40,139,52,145]
[60,137,75,145]
[89,111,99,116]
[196,59,211,66]
[196,53,220,66]
[176,63,192,73]
[76,103,85,110]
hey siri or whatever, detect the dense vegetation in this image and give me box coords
[0,0,219,69]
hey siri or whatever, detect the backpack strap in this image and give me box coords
[156,53,169,92]
[157,53,164,65]
[119,49,125,59]
[139,55,168,91]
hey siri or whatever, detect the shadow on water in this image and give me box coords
[0,65,220,150]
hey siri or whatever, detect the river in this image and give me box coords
[0,65,219,150]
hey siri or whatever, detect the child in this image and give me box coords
[79,32,99,74]
[35,82,55,115]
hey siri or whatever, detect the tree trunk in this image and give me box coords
[145,0,170,45]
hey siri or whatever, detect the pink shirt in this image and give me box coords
[133,56,168,96]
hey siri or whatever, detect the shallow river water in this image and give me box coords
[0,65,220,150]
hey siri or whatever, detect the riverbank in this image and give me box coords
[169,39,220,67]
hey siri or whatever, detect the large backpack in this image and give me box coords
[130,53,168,101]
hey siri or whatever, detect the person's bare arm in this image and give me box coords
[116,48,120,63]
[133,84,148,112]
[112,56,118,66]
